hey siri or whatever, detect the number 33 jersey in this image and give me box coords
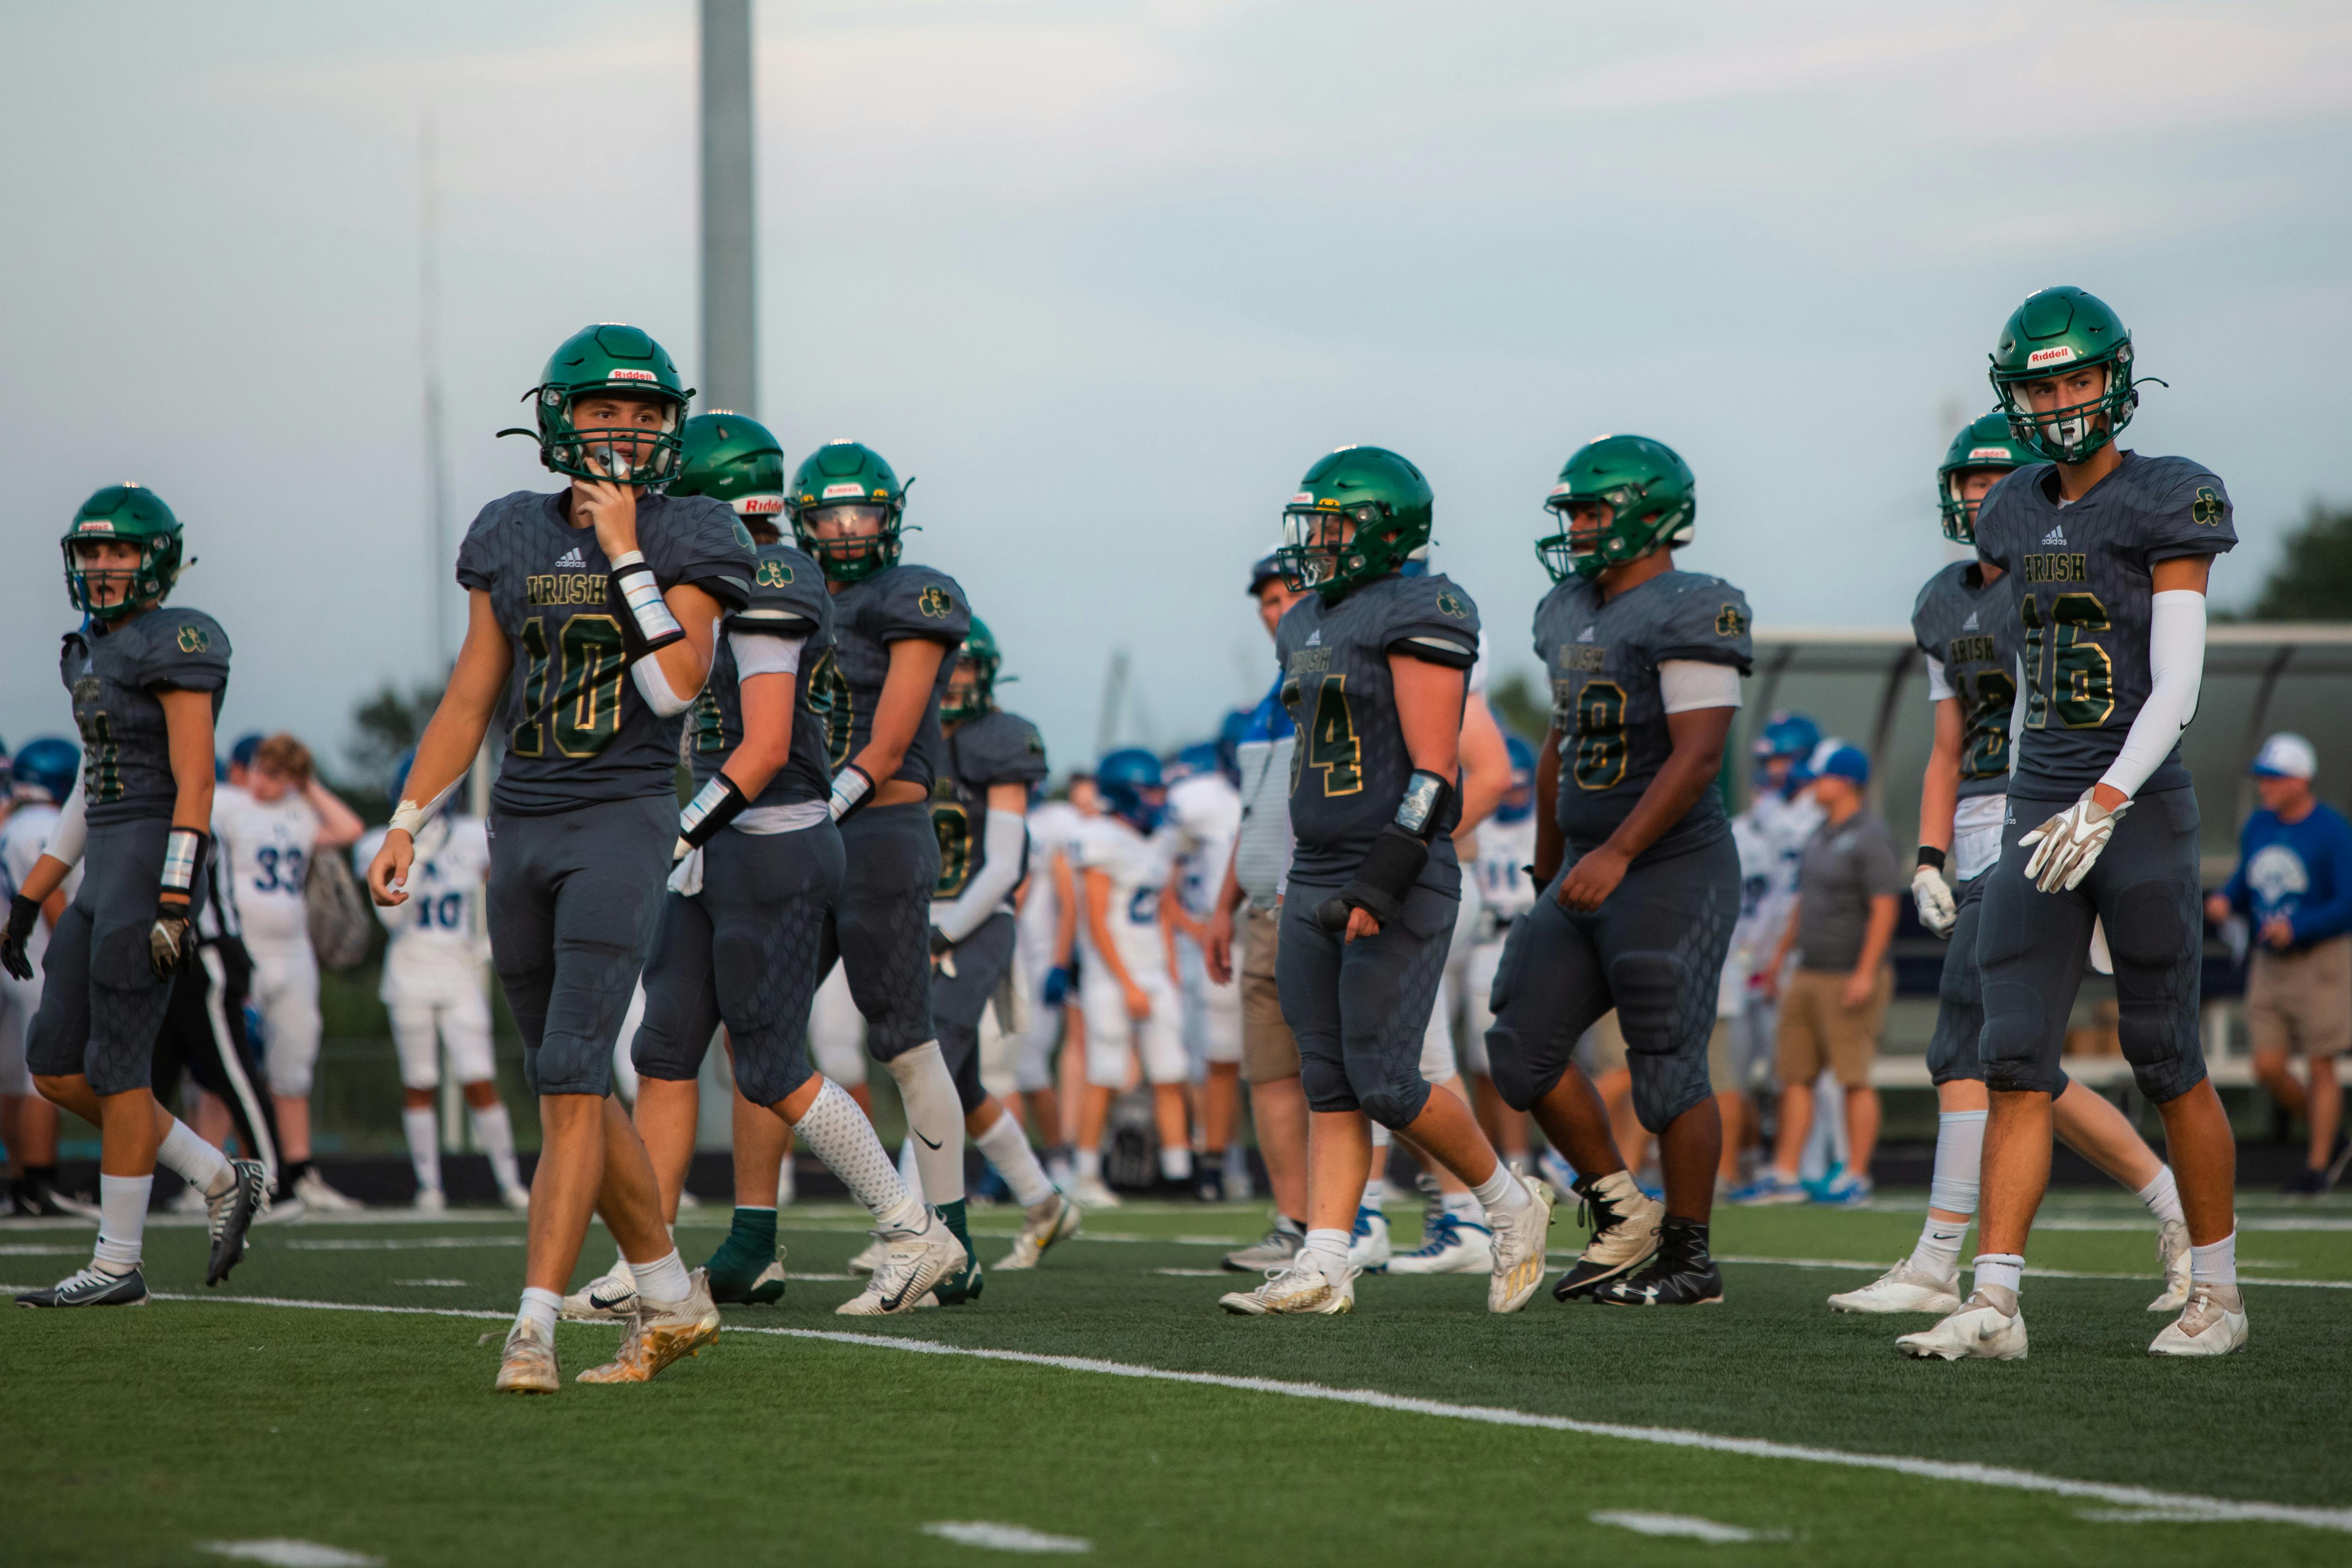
[1973,453,2234,799]
[1911,562,2016,800]
[1274,572,1480,893]
[1535,569,1752,868]
[456,489,754,814]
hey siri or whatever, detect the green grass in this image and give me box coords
[6,1191,2349,1566]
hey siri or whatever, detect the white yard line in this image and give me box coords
[1717,1255,2352,1291]
[922,1521,1091,1553]
[20,1283,2345,1536]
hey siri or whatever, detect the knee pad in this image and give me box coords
[628,1020,706,1086]
[1607,952,1692,1057]
[1628,1049,1710,1135]
[1298,1048,1357,1115]
[1355,1076,1431,1132]
[732,1035,814,1108]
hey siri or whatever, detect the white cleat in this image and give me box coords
[1218,1257,1357,1315]
[168,1183,209,1216]
[2147,1218,2191,1313]
[1828,1259,1963,1315]
[1486,1173,1555,1313]
[1348,1207,1392,1274]
[293,1168,364,1213]
[837,1210,967,1316]
[2148,1282,2248,1356]
[560,1261,638,1322]
[1897,1287,2028,1360]
[494,1318,560,1394]
[499,1185,531,1213]
[846,1235,889,1276]
[996,1193,1083,1271]
[1069,1174,1122,1210]
[577,1268,722,1383]
[412,1187,448,1214]
[1384,1213,1494,1275]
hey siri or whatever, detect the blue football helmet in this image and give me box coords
[1496,733,1537,823]
[1166,741,1222,784]
[1097,748,1166,834]
[11,737,79,805]
[1216,709,1250,783]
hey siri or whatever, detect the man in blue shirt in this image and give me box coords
[2208,733,2352,1193]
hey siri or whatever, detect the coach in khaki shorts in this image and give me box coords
[1755,745,1901,1203]
[2207,733,2352,1194]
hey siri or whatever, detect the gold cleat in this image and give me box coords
[1487,1172,1556,1313]
[1218,1258,1356,1315]
[996,1193,1083,1271]
[576,1268,721,1385]
[494,1320,561,1394]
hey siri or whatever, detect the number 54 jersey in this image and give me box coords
[1537,570,1753,868]
[455,489,754,815]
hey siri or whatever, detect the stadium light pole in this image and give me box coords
[701,0,758,414]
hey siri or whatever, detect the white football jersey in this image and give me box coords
[1019,799,1091,936]
[1164,772,1241,920]
[356,818,490,957]
[0,804,80,963]
[213,786,322,947]
[1076,813,1177,969]
[1472,811,1537,924]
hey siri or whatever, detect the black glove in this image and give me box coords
[149,897,197,980]
[929,925,954,957]
[0,894,39,982]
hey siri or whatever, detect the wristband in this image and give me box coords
[610,551,684,652]
[160,827,208,897]
[829,763,874,822]
[1394,769,1455,842]
[1916,846,1946,874]
[677,773,750,849]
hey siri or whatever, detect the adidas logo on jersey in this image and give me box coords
[2041,525,2066,546]
[1962,611,1978,631]
[1577,627,1596,642]
[554,546,585,568]
[1304,630,1322,647]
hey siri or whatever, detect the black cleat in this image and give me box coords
[1193,1162,1226,1204]
[1590,1218,1723,1307]
[206,1158,270,1286]
[17,1266,151,1309]
[1551,1171,1663,1302]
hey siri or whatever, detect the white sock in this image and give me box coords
[898,1136,927,1206]
[1927,1109,1985,1218]
[515,1286,561,1337]
[468,1099,523,1194]
[976,1111,1057,1207]
[1470,1163,1530,1218]
[1909,1220,1967,1281]
[1302,1226,1352,1282]
[791,1078,922,1230]
[158,1117,233,1199]
[2137,1166,2186,1227]
[1442,1190,1479,1222]
[1362,1172,1388,1208]
[1075,1146,1103,1181]
[94,1174,153,1274]
[402,1106,442,1193]
[1159,1144,1193,1183]
[1973,1252,2024,1297]
[882,1043,965,1204]
[2189,1231,2237,1289]
[629,1247,692,1303]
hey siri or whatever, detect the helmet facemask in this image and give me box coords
[1276,502,1398,599]
[940,651,996,724]
[1538,489,1690,583]
[791,501,904,583]
[537,387,686,485]
[1994,347,2138,465]
[63,532,178,621]
[1938,468,2013,545]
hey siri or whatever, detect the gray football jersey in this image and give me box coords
[686,542,834,809]
[1911,562,2016,799]
[62,605,232,828]
[1536,569,1751,868]
[456,489,754,815]
[933,709,1049,899]
[1974,453,2235,797]
[805,563,970,791]
[1275,573,1480,891]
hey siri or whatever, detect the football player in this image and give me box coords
[354,749,526,1212]
[212,731,366,1211]
[1900,288,2243,1359]
[1219,446,1550,1316]
[1832,416,2192,1318]
[1,738,78,1214]
[785,438,982,1300]
[1483,435,1752,1308]
[1013,780,1091,1182]
[368,325,745,1390]
[7,485,267,1304]
[1164,738,1244,1200]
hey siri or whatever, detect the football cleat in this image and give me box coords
[2147,1219,2191,1312]
[45,1187,105,1222]
[709,1258,787,1307]
[293,1168,364,1213]
[996,1193,1083,1271]
[1812,1170,1873,1208]
[1069,1174,1122,1210]
[1728,1171,1808,1206]
[1218,1257,1356,1315]
[15,1265,150,1309]
[2148,1282,2248,1357]
[1591,1222,1722,1307]
[499,1185,531,1213]
[1486,1172,1555,1313]
[846,1235,889,1275]
[1896,1287,2028,1361]
[412,1187,448,1214]
[1827,1259,1962,1315]
[1384,1212,1494,1275]
[168,1183,208,1216]
[1193,1161,1226,1203]
[1535,1149,1579,1205]
[1551,1170,1663,1301]
[837,1210,967,1316]
[205,1158,270,1287]
[494,1319,561,1394]
[560,1261,638,1322]
[578,1269,722,1383]
[1348,1206,1392,1273]
[1223,1219,1305,1273]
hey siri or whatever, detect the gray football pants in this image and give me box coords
[26,819,193,1096]
[934,911,1018,1115]
[817,801,940,1063]
[1277,879,1456,1130]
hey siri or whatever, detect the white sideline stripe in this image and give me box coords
[2041,1217,2352,1234]
[1718,1255,2352,1291]
[42,1285,2349,1537]
[199,1540,382,1567]
[1591,1510,1790,1543]
[277,1237,525,1252]
[923,1520,1091,1554]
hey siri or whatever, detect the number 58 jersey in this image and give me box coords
[1537,570,1753,868]
[455,489,754,815]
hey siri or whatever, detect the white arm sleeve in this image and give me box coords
[1658,660,1743,714]
[631,656,696,717]
[44,776,89,868]
[935,809,1031,945]
[728,630,806,680]
[1924,655,1955,703]
[2097,590,2207,800]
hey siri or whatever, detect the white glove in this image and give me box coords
[667,843,704,897]
[1911,863,1957,939]
[2020,790,2130,893]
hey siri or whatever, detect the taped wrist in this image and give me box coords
[389,773,461,838]
[829,763,874,822]
[677,773,751,849]
[609,550,683,654]
[1916,846,1946,873]
[160,828,208,901]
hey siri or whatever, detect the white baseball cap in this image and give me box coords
[2252,732,2317,781]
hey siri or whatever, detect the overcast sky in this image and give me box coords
[6,1,2348,777]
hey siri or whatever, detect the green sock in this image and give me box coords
[705,1207,776,1277]
[937,1198,971,1259]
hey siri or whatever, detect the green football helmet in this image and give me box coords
[1987,286,2147,465]
[787,440,907,584]
[501,324,692,486]
[1537,435,1695,583]
[63,483,185,621]
[671,411,785,526]
[1936,413,2034,545]
[942,617,1004,724]
[1275,446,1434,601]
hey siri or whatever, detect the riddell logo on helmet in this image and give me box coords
[1289,492,1314,505]
[2026,345,2076,369]
[821,483,864,500]
[741,496,784,515]
[608,368,657,382]
[1967,446,2010,461]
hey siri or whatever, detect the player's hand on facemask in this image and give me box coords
[573,462,640,558]
[1911,864,1957,939]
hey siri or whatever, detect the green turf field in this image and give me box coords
[7,1191,2348,1566]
